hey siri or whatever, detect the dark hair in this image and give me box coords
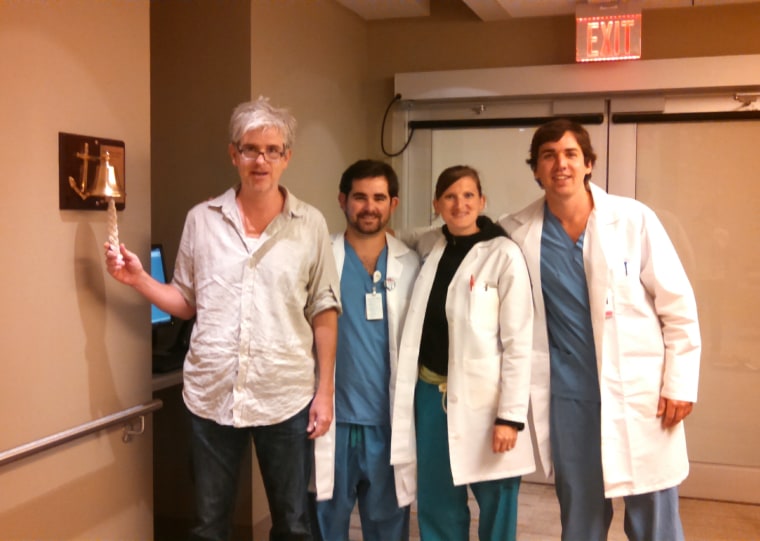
[339,159,399,198]
[434,165,482,200]
[526,119,597,185]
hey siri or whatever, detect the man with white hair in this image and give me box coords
[105,97,340,541]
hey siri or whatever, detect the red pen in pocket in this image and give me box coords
[469,274,475,291]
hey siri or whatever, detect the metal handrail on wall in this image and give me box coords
[0,399,163,468]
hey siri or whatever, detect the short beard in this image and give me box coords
[349,212,386,235]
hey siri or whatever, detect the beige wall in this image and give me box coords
[367,3,760,74]
[0,1,153,539]
[250,0,372,233]
[151,0,251,274]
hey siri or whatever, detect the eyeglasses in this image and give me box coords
[236,144,287,162]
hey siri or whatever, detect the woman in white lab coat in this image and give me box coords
[390,165,535,541]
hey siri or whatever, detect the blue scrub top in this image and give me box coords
[335,239,391,425]
[540,206,600,403]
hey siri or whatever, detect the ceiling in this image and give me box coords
[335,0,760,21]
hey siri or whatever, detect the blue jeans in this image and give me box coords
[188,406,314,541]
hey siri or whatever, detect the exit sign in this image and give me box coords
[576,2,642,62]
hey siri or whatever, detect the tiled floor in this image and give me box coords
[348,482,760,541]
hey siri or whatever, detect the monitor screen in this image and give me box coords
[150,244,172,326]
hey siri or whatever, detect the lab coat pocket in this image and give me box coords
[610,278,649,318]
[462,354,501,410]
[608,256,642,313]
[469,285,500,333]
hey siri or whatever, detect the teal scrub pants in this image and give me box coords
[414,379,521,541]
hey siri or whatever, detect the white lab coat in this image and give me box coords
[390,230,536,504]
[499,183,701,498]
[312,232,420,503]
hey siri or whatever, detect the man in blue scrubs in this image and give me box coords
[314,160,420,541]
[501,119,701,541]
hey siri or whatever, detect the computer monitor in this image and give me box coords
[150,244,172,326]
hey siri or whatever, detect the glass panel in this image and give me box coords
[635,120,760,467]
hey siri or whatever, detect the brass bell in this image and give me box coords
[90,151,124,199]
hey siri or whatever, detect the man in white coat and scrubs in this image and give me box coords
[314,160,420,541]
[500,119,701,541]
